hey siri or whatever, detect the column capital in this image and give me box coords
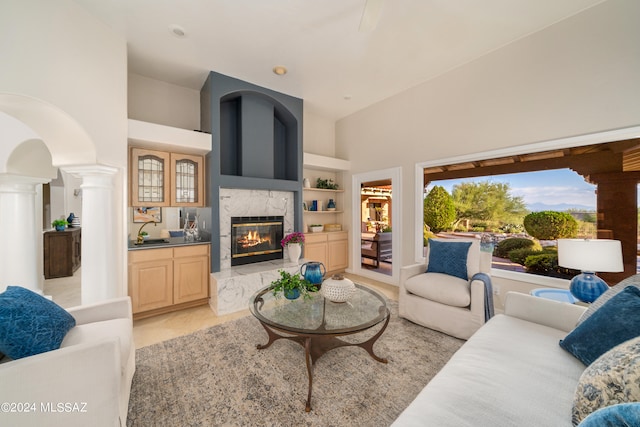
[0,173,50,187]
[61,164,118,178]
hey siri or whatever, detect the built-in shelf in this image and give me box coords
[127,119,211,154]
[303,188,345,193]
[304,210,344,214]
[303,153,350,171]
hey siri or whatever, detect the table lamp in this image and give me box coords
[557,239,623,303]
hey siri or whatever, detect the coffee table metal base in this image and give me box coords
[255,314,390,412]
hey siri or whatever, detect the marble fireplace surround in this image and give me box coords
[211,188,299,315]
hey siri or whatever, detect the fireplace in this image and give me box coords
[231,216,284,266]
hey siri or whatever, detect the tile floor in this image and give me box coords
[44,269,399,349]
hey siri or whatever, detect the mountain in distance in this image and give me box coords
[526,202,595,212]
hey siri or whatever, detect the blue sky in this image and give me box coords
[426,168,598,210]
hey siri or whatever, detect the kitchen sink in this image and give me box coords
[135,238,169,245]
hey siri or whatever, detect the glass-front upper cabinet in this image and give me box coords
[130,148,205,207]
[170,153,204,206]
[130,148,171,207]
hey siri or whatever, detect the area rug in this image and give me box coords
[127,302,464,426]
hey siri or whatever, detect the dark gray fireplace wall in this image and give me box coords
[201,71,304,272]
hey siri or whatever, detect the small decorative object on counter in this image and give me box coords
[322,274,356,303]
[327,199,336,210]
[67,213,76,227]
[303,177,311,188]
[183,213,200,242]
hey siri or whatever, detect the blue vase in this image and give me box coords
[300,262,326,287]
[284,288,300,300]
[55,224,65,231]
[67,213,75,225]
[327,199,336,209]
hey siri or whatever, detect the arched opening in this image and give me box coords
[0,94,97,301]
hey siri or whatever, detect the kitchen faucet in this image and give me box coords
[136,220,157,244]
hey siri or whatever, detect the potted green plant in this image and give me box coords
[270,269,317,300]
[52,219,68,231]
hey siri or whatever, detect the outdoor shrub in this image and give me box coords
[523,211,578,240]
[524,252,558,274]
[471,226,485,232]
[508,246,553,265]
[423,186,455,233]
[494,237,538,258]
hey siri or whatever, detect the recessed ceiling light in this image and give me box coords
[273,66,288,76]
[168,24,186,38]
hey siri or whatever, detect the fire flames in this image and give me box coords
[237,229,271,248]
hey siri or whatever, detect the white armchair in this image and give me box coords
[399,238,492,339]
[0,297,135,427]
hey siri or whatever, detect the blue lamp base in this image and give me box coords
[569,271,609,303]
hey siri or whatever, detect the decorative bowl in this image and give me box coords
[309,225,324,233]
[321,274,356,303]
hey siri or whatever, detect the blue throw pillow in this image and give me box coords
[0,286,76,359]
[426,239,472,280]
[560,286,640,366]
[578,403,640,427]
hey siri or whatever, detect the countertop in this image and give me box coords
[128,237,210,251]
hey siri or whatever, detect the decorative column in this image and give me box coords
[0,174,49,293]
[64,165,119,304]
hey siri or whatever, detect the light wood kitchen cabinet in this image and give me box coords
[128,248,174,314]
[130,147,205,207]
[303,233,328,268]
[173,245,209,304]
[128,244,210,319]
[130,148,171,207]
[170,153,204,206]
[327,232,349,271]
[303,231,348,274]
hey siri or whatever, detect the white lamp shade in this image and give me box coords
[557,239,623,272]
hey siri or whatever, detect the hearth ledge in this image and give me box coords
[210,258,308,316]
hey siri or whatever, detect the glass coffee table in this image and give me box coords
[249,283,390,412]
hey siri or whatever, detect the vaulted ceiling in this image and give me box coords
[73,0,606,120]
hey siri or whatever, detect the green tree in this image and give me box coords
[424,186,456,233]
[451,181,528,229]
[523,211,578,240]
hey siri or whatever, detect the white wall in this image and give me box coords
[303,111,336,157]
[128,73,202,131]
[336,0,640,271]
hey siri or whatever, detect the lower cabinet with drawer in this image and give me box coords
[128,244,210,319]
[303,231,348,274]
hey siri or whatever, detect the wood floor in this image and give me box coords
[44,269,399,349]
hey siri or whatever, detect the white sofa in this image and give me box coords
[399,238,492,339]
[0,297,135,427]
[393,291,587,426]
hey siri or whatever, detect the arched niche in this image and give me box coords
[219,90,299,181]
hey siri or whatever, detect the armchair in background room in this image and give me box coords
[361,231,392,267]
[399,238,493,339]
